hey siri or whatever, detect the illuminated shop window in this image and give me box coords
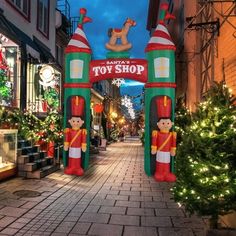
[26,64,61,113]
[70,60,83,79]
[0,38,20,107]
[154,57,169,78]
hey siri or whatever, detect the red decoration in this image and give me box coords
[47,141,54,158]
[42,100,48,112]
[93,103,104,113]
[145,82,176,88]
[80,8,87,15]
[156,96,172,119]
[71,96,85,117]
[107,122,113,129]
[0,49,9,70]
[64,83,92,88]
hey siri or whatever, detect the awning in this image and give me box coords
[33,36,55,63]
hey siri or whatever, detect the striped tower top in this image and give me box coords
[65,9,92,54]
[145,22,176,52]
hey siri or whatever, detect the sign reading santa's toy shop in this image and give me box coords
[89,59,148,83]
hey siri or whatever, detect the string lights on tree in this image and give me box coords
[172,81,236,229]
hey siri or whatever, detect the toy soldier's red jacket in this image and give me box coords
[64,128,87,150]
[151,131,176,153]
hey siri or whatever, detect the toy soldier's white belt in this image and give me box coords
[69,147,81,158]
[156,151,170,163]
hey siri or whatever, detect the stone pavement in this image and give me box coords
[0,141,207,236]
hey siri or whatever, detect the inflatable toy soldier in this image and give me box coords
[64,96,87,176]
[151,96,176,182]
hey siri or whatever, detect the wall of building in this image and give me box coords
[168,0,201,111]
[168,0,186,102]
[213,2,236,94]
[175,1,236,110]
[0,0,56,56]
[183,0,201,111]
[0,0,69,111]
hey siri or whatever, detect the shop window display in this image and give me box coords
[27,64,61,113]
[0,37,20,108]
[0,129,17,180]
[37,0,49,37]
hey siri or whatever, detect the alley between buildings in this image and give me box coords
[0,141,206,236]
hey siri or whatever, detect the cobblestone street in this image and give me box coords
[0,141,206,236]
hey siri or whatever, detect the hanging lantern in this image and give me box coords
[93,103,104,113]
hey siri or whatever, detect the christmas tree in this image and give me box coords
[174,96,192,144]
[173,81,236,228]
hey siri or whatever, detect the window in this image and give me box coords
[70,60,83,79]
[7,0,30,20]
[26,64,61,113]
[178,3,185,49]
[154,57,170,78]
[0,44,20,108]
[37,0,49,37]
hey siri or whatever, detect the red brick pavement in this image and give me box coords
[0,142,207,236]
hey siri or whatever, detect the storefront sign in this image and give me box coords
[89,59,148,83]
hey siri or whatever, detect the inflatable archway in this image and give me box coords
[63,4,177,182]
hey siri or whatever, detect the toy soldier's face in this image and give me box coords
[157,118,173,132]
[69,117,84,129]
